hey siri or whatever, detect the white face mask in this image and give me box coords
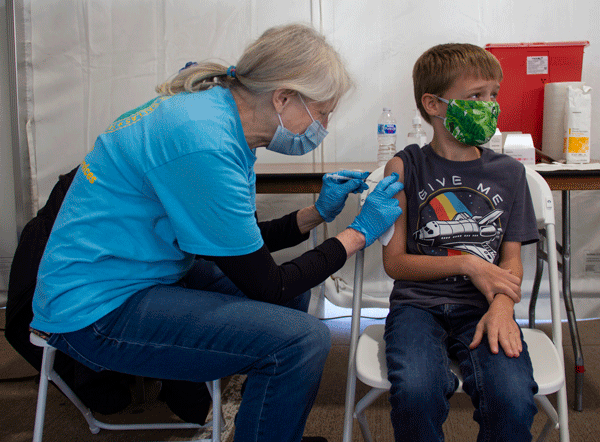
[266,95,328,156]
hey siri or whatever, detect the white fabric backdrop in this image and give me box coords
[24,0,600,319]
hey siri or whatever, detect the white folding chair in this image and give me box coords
[341,166,569,442]
[30,332,223,442]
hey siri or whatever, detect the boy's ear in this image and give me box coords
[421,93,442,119]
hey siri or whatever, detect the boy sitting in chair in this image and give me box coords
[382,43,539,441]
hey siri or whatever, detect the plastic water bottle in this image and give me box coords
[377,107,397,166]
[406,109,427,147]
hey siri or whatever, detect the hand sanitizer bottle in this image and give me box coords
[406,110,427,147]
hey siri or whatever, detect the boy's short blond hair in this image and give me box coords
[413,43,503,124]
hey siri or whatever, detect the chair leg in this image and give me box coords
[535,396,558,442]
[211,379,221,442]
[343,249,365,442]
[48,368,101,434]
[557,384,571,442]
[534,389,570,442]
[355,388,387,442]
[529,240,545,328]
[34,346,102,437]
[32,346,56,442]
[356,412,375,442]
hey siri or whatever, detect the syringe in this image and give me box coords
[327,172,368,182]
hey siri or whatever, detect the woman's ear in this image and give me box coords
[422,93,441,119]
[272,89,296,114]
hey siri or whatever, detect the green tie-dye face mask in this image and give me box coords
[435,96,500,146]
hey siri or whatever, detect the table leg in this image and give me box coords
[562,190,585,411]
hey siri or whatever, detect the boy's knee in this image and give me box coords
[389,380,443,414]
[480,381,537,428]
[495,389,536,419]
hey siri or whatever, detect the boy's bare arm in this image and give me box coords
[470,241,524,357]
[381,157,522,304]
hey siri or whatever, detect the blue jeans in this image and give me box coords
[48,259,329,442]
[384,303,538,442]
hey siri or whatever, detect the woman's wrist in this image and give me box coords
[337,228,366,258]
[296,205,324,234]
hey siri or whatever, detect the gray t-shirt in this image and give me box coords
[390,144,539,309]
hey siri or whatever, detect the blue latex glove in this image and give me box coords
[348,173,404,248]
[315,170,370,222]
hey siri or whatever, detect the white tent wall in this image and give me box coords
[28,0,316,206]
[2,0,599,320]
[0,1,19,305]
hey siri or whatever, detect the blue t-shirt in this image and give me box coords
[32,86,263,333]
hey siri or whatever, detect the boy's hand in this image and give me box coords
[466,255,522,304]
[469,294,522,358]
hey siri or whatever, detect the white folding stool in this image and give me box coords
[30,332,223,442]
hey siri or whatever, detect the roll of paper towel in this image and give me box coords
[542,82,584,161]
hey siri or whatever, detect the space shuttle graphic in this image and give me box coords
[414,209,503,262]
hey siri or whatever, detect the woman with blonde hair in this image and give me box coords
[31,23,402,442]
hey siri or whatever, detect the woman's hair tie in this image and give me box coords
[226,65,237,78]
[179,61,198,72]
